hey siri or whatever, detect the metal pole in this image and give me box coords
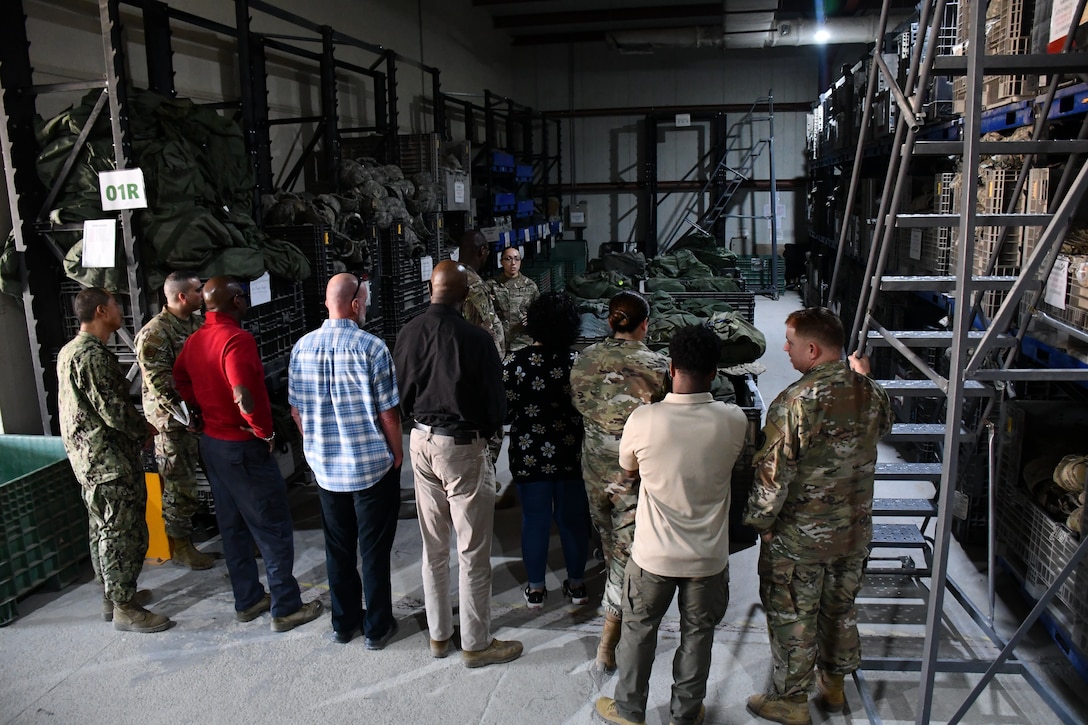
[766,91,779,299]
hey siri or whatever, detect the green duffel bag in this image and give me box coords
[707,310,766,366]
[566,270,634,300]
[643,277,686,293]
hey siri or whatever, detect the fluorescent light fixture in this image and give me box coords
[814,26,831,43]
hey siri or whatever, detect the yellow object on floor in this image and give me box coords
[145,472,171,563]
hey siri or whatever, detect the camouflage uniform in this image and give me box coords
[463,267,505,358]
[135,308,203,538]
[57,332,150,606]
[490,273,539,354]
[744,360,892,698]
[570,338,669,616]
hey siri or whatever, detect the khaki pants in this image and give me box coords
[409,429,497,652]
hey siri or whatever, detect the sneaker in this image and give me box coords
[113,601,173,633]
[462,638,523,669]
[102,589,152,622]
[271,600,324,633]
[430,637,452,659]
[593,697,645,725]
[746,693,812,725]
[235,593,272,623]
[562,579,589,605]
[523,585,546,609]
[364,618,399,650]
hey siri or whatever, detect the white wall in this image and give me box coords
[514,41,867,258]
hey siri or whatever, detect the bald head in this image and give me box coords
[431,260,470,306]
[203,276,246,321]
[325,273,367,323]
[458,229,490,272]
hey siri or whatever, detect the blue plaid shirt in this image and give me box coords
[288,319,400,492]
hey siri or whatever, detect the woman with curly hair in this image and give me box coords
[502,292,590,611]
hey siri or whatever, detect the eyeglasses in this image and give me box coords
[351,275,364,302]
[501,256,520,263]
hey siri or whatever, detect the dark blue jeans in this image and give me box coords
[317,465,400,638]
[516,478,590,588]
[199,435,303,617]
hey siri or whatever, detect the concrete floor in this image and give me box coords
[2,291,1088,724]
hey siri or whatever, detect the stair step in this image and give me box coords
[875,462,944,481]
[888,423,967,441]
[917,140,1088,155]
[867,330,1016,348]
[870,523,928,548]
[880,275,1021,292]
[873,498,938,516]
[896,213,1051,228]
[876,379,991,397]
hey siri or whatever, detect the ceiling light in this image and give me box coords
[814,27,831,43]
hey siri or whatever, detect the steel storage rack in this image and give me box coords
[811,0,1088,721]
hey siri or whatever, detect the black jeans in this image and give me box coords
[317,465,400,638]
[199,435,302,617]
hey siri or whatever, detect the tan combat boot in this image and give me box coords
[101,589,152,621]
[815,670,845,712]
[113,600,173,633]
[746,693,812,725]
[169,536,215,570]
[595,612,622,673]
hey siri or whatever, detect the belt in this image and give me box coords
[412,421,489,444]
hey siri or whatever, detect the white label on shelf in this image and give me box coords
[1045,255,1070,309]
[454,180,465,204]
[449,248,459,262]
[675,113,691,127]
[1050,0,1088,53]
[98,169,148,211]
[909,229,923,260]
[570,211,585,224]
[81,219,116,267]
[250,272,272,306]
[420,255,434,282]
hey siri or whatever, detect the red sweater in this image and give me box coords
[174,311,273,441]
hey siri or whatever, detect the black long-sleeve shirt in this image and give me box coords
[393,303,506,433]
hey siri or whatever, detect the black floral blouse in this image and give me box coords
[502,346,583,483]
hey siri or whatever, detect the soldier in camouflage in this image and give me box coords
[57,287,173,633]
[459,229,505,357]
[570,290,669,673]
[491,247,539,354]
[745,307,891,725]
[135,271,215,570]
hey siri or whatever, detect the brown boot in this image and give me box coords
[102,589,152,621]
[746,693,812,725]
[815,671,845,712]
[169,536,216,570]
[113,601,173,633]
[595,612,622,673]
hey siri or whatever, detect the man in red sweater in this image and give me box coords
[174,276,322,632]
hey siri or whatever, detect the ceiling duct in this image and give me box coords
[606,15,913,53]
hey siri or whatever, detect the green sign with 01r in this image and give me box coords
[98,169,148,211]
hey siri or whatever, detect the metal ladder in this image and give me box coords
[826,0,1088,722]
[662,93,780,296]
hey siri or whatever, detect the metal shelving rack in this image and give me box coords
[822,0,1088,722]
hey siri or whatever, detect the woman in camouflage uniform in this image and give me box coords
[490,247,540,355]
[570,290,669,672]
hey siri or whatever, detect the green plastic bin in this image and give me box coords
[0,435,87,626]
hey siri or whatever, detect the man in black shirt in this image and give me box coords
[393,260,522,669]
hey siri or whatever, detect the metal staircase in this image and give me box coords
[663,93,780,295]
[826,0,1088,722]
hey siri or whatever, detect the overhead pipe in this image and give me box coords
[606,16,913,52]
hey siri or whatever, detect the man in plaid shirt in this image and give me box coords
[289,273,403,648]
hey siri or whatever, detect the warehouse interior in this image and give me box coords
[3,0,1088,723]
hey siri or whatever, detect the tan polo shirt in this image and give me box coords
[619,391,749,578]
